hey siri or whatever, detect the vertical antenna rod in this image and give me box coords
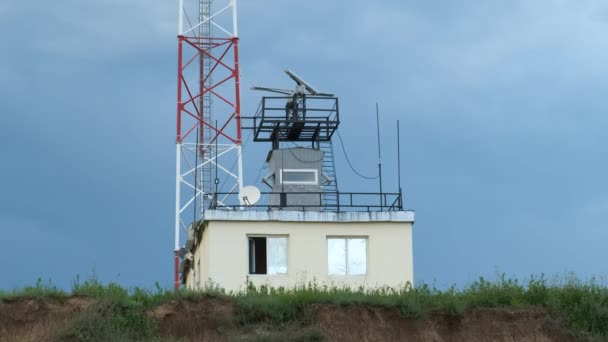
[397,120,402,191]
[376,102,383,209]
[215,120,219,197]
[397,120,402,208]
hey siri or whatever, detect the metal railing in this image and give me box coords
[208,191,403,212]
[243,96,340,143]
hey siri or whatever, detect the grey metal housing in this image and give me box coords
[266,147,324,210]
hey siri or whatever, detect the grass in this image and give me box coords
[232,274,608,338]
[56,274,223,341]
[0,277,68,300]
[2,273,608,340]
[56,300,160,342]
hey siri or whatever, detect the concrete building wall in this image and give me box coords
[190,226,210,288]
[186,211,414,292]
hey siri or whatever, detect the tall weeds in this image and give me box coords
[1,273,608,339]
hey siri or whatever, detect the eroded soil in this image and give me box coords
[0,296,578,342]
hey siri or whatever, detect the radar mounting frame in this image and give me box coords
[249,70,340,149]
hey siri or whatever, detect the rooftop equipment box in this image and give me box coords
[266,147,324,210]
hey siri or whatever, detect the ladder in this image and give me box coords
[320,140,339,210]
[200,0,214,214]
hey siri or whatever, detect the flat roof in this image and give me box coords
[203,210,415,223]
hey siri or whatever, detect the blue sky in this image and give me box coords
[1,0,608,290]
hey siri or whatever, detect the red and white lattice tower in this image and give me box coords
[174,0,242,288]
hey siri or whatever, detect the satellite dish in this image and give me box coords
[239,186,261,206]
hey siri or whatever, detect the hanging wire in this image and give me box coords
[217,128,254,193]
[285,142,324,163]
[183,10,197,38]
[254,162,267,185]
[336,131,379,180]
[193,128,199,222]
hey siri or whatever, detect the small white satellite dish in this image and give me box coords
[239,186,261,206]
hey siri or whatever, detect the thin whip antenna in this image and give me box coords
[194,128,199,221]
[397,120,402,191]
[397,120,402,208]
[215,120,219,201]
[376,102,383,209]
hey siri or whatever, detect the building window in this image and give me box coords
[280,169,318,184]
[327,237,367,276]
[248,236,288,275]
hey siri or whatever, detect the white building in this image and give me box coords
[182,210,414,292]
[179,75,415,292]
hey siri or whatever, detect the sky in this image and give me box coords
[1,0,608,290]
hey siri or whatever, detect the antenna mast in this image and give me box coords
[174,0,242,289]
[376,103,383,209]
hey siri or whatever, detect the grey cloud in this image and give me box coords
[24,0,174,59]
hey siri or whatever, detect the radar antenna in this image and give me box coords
[251,69,334,97]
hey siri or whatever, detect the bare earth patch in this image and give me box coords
[0,296,579,341]
[0,297,95,342]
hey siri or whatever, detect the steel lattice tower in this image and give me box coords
[174,0,242,289]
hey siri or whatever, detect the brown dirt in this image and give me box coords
[151,297,237,341]
[0,297,95,342]
[0,296,579,342]
[311,305,576,342]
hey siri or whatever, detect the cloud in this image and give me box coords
[329,1,608,83]
[430,1,608,82]
[0,3,12,16]
[0,63,26,95]
[21,0,175,59]
[582,198,608,217]
[278,0,608,143]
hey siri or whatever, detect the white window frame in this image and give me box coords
[247,234,289,276]
[279,168,318,185]
[327,236,368,276]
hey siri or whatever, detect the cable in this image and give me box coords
[285,142,324,163]
[217,129,253,193]
[255,162,267,185]
[336,131,379,180]
[183,11,197,38]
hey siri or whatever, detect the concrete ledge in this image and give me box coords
[204,210,415,223]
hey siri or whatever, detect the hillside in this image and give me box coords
[0,296,577,342]
[0,275,606,341]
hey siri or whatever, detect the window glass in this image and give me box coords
[327,237,367,276]
[282,170,316,183]
[267,237,288,275]
[347,238,367,276]
[327,238,347,275]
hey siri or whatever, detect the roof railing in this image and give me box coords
[208,191,404,212]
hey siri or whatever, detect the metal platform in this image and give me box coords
[245,95,340,146]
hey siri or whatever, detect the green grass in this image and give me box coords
[0,277,68,300]
[232,274,608,338]
[55,274,224,341]
[2,273,608,340]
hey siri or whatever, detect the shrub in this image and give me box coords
[4,273,608,339]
